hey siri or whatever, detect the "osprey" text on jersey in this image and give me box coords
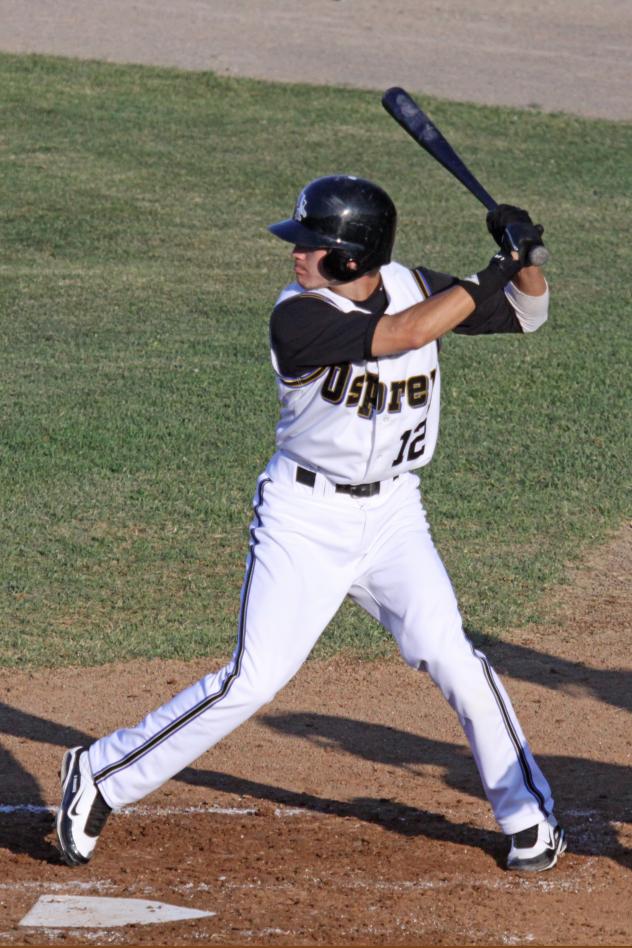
[320,364,438,419]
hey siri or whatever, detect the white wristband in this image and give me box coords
[504,280,549,333]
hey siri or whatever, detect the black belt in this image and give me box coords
[296,466,381,497]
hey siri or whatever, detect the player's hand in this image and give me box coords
[501,222,545,266]
[486,204,542,247]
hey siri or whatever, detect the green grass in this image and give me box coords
[1,54,630,667]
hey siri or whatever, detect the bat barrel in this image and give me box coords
[382,87,550,266]
[382,87,497,210]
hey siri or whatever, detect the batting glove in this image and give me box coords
[458,250,523,306]
[486,204,543,247]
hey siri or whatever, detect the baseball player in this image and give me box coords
[56,175,565,873]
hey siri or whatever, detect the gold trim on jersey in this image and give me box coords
[278,366,328,388]
[291,291,335,305]
[411,268,432,299]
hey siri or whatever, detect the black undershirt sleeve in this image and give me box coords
[416,266,523,334]
[270,295,383,377]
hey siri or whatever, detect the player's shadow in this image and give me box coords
[181,711,631,871]
[1,628,630,868]
[0,704,91,861]
[465,628,631,713]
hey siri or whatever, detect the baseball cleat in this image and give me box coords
[56,746,111,866]
[506,814,566,872]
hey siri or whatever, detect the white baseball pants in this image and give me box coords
[89,452,554,835]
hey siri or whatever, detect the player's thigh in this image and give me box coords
[238,477,360,691]
[349,480,462,667]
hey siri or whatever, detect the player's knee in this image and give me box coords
[254,682,284,707]
[237,680,279,711]
[232,665,291,710]
[397,614,464,670]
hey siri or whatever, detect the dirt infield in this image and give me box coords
[1,3,631,944]
[1,524,631,944]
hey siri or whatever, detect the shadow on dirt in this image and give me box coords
[180,710,631,871]
[0,631,630,867]
[0,713,89,862]
[467,629,631,713]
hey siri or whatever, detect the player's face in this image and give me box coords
[291,246,330,289]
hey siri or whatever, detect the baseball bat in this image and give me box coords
[381,86,549,266]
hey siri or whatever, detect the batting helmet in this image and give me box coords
[267,175,397,282]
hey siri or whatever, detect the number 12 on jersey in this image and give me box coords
[392,419,427,467]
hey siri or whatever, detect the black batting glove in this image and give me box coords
[486,204,538,247]
[457,249,523,306]
[501,221,545,265]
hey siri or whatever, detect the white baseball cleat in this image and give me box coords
[56,746,112,866]
[506,814,567,872]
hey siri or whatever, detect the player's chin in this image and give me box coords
[295,272,327,290]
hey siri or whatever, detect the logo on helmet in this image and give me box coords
[294,190,308,222]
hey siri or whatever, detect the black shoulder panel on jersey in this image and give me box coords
[270,294,383,378]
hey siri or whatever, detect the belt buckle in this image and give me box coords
[342,481,380,497]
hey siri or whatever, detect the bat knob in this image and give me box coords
[527,244,550,267]
[503,223,550,267]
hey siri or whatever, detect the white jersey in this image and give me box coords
[270,262,440,484]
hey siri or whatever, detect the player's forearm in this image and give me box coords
[371,286,475,356]
[373,248,526,356]
[512,265,547,297]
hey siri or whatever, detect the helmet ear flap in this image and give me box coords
[322,249,357,283]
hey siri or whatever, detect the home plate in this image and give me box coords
[19,895,215,928]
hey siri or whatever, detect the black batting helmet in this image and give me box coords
[268,175,397,282]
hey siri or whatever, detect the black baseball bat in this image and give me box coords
[381,86,549,266]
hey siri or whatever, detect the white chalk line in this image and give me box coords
[5,803,624,820]
[0,873,592,898]
[0,880,117,893]
[0,803,258,816]
[0,928,124,944]
[5,803,627,835]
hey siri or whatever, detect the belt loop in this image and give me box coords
[295,466,316,488]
